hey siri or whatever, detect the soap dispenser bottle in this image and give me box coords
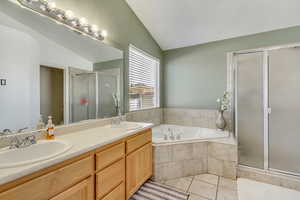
[46,116,55,140]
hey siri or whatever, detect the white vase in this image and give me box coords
[216,110,226,130]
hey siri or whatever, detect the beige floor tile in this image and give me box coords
[188,193,210,200]
[219,177,237,190]
[217,187,238,200]
[194,173,219,185]
[164,177,193,192]
[189,179,217,199]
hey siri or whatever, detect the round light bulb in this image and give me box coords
[79,17,87,26]
[83,26,90,33]
[101,30,108,37]
[47,2,56,10]
[71,20,77,26]
[91,25,98,32]
[40,5,47,11]
[65,10,74,20]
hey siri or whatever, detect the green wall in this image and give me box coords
[163,26,300,109]
[56,0,163,111]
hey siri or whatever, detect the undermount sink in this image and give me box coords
[0,140,72,169]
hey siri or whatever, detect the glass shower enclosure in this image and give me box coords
[234,45,300,176]
[70,72,98,123]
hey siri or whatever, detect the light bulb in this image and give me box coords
[71,20,77,26]
[65,10,74,20]
[91,25,98,32]
[79,17,87,26]
[83,26,90,33]
[40,5,47,11]
[101,30,108,37]
[47,2,56,10]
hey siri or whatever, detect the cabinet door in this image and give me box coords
[50,177,93,200]
[126,143,152,198]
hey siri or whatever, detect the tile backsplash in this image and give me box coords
[125,108,163,126]
[163,108,232,131]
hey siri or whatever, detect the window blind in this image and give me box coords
[129,45,160,111]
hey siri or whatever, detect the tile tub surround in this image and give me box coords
[238,166,300,192]
[208,142,238,179]
[153,140,237,181]
[159,174,238,200]
[126,108,163,126]
[163,108,232,131]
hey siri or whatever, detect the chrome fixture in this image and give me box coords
[17,127,28,133]
[17,0,107,41]
[1,129,12,135]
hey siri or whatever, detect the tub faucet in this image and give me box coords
[168,128,175,140]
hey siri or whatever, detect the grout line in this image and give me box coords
[186,176,195,193]
[215,176,220,200]
[193,178,218,187]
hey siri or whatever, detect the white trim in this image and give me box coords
[229,42,300,55]
[129,44,160,62]
[230,42,300,178]
[263,51,269,170]
[128,44,160,112]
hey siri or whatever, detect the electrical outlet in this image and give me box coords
[0,79,7,86]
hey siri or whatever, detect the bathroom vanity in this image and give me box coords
[0,125,153,200]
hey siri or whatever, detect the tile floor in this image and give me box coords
[159,174,238,200]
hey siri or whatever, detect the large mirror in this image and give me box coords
[0,1,124,133]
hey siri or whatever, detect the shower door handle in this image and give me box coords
[267,107,272,114]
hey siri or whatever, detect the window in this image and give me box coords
[128,45,160,111]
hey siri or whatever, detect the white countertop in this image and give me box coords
[0,122,154,185]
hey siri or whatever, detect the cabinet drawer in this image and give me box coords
[96,158,125,199]
[96,142,125,171]
[126,130,152,154]
[101,182,125,200]
[50,177,93,200]
[0,156,94,200]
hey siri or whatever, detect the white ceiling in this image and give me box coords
[126,0,300,50]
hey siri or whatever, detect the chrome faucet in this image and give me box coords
[0,129,12,135]
[17,127,28,133]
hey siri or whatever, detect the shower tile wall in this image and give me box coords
[163,108,232,131]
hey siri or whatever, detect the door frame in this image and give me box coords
[227,42,300,177]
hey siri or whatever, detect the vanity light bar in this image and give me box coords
[18,0,107,41]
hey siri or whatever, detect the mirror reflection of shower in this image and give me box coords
[69,69,120,123]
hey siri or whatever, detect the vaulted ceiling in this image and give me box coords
[126,0,300,50]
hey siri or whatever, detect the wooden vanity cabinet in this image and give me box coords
[50,177,93,200]
[126,131,152,199]
[0,129,152,200]
[126,143,152,198]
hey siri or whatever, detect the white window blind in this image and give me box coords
[129,45,160,111]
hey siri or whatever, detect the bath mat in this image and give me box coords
[129,180,189,200]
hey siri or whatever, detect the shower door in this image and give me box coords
[97,73,118,118]
[70,73,98,123]
[236,52,265,169]
[269,47,300,175]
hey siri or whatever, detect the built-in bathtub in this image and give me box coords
[152,124,229,144]
[152,124,237,181]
